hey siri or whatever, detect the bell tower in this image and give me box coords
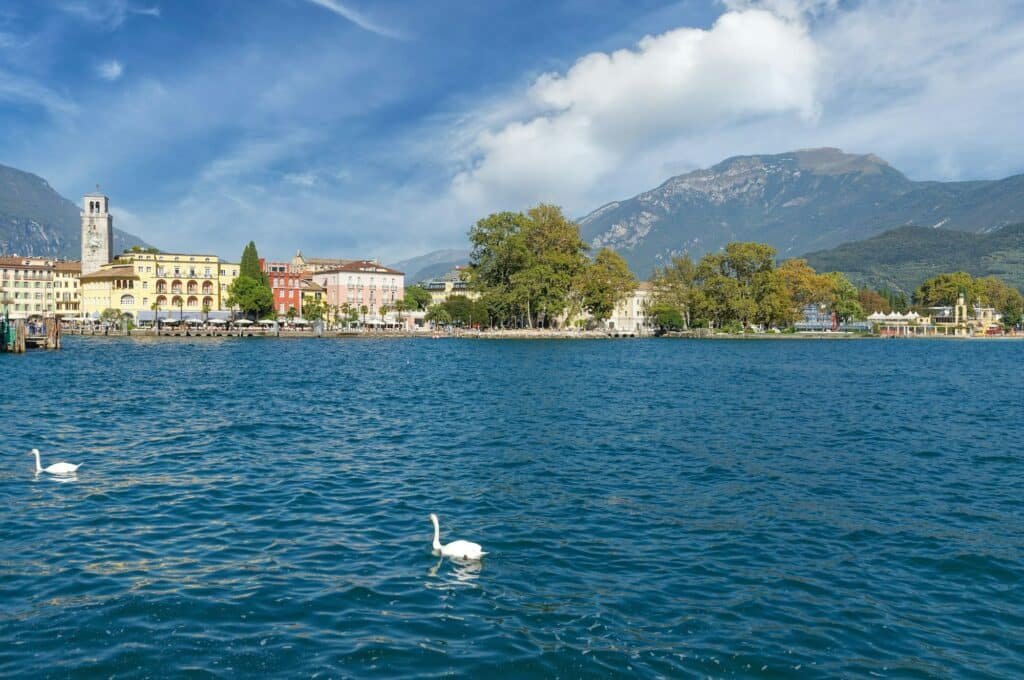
[81,190,113,275]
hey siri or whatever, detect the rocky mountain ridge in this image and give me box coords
[1,163,149,258]
[579,148,1024,276]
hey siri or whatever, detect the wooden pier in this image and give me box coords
[1,318,61,353]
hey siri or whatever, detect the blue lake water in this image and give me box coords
[1,337,1022,678]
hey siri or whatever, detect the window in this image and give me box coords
[120,295,135,306]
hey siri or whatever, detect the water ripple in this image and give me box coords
[1,337,1022,677]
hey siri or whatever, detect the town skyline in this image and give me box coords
[1,0,1023,263]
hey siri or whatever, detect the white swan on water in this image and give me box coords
[30,448,81,475]
[430,513,486,560]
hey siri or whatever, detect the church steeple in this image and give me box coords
[81,191,113,275]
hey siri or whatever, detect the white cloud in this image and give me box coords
[97,59,124,81]
[58,1,161,29]
[450,9,819,215]
[302,0,404,39]
[0,69,79,115]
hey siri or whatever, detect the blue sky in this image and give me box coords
[2,0,1024,263]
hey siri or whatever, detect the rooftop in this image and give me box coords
[315,260,404,276]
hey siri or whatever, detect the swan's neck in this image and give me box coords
[431,517,441,550]
[32,451,42,473]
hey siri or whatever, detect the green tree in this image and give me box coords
[201,301,211,321]
[239,241,268,285]
[651,255,702,329]
[286,306,297,322]
[467,204,588,327]
[825,272,864,322]
[579,248,637,322]
[649,303,684,332]
[914,272,976,306]
[974,276,1024,327]
[403,285,432,311]
[226,275,273,319]
[100,307,123,325]
[304,298,326,322]
[360,304,369,326]
[426,306,452,326]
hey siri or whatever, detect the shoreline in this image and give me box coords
[57,328,1024,341]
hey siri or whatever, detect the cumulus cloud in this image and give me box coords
[450,9,819,214]
[97,59,124,81]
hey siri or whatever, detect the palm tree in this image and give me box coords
[150,301,161,334]
[360,304,369,328]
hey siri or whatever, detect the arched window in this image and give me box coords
[187,296,198,308]
[120,295,135,306]
[156,295,167,306]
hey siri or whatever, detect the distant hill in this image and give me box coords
[0,163,149,258]
[803,224,1024,293]
[390,248,469,283]
[578,148,1024,276]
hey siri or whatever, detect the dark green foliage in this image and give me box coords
[226,275,273,319]
[239,241,269,286]
[403,285,432,311]
[649,304,684,332]
[804,224,1024,294]
[428,295,488,327]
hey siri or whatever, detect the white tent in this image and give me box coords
[234,319,253,326]
[258,319,276,326]
[162,318,181,325]
[291,318,309,325]
[208,318,227,325]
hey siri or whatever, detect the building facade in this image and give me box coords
[80,252,240,318]
[0,256,81,319]
[606,283,653,333]
[53,262,82,315]
[81,193,113,276]
[421,267,478,306]
[311,261,404,319]
[263,260,305,316]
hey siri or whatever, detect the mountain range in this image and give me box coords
[390,248,469,284]
[578,148,1024,276]
[1,163,148,259]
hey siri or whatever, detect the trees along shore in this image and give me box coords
[450,203,1024,333]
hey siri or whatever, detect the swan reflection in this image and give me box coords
[426,556,483,588]
[48,473,79,484]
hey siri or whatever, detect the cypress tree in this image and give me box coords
[239,241,269,286]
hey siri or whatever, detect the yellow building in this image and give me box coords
[421,267,479,305]
[80,252,240,319]
[53,262,82,316]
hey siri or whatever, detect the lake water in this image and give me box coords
[2,337,1022,678]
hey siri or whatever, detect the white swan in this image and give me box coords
[430,513,486,560]
[30,448,81,475]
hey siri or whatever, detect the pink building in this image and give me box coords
[311,260,404,316]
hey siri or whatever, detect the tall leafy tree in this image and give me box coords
[579,248,637,322]
[651,255,702,329]
[226,276,273,319]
